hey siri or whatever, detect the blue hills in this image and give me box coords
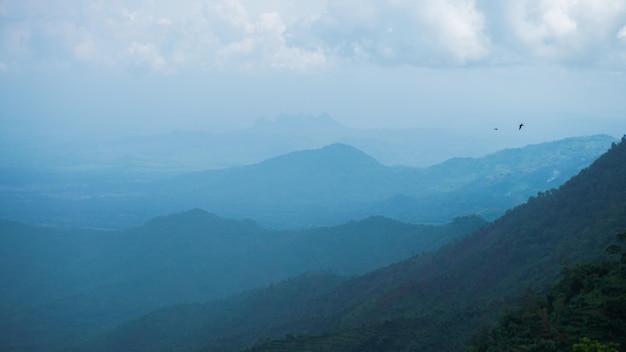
[147,135,615,228]
[0,210,485,352]
[0,136,624,351]
[0,135,615,229]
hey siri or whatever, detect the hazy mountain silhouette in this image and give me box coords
[111,114,603,169]
[146,135,615,228]
[85,138,626,351]
[0,135,615,229]
[3,114,560,174]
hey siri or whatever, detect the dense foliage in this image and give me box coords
[469,233,626,351]
[243,246,626,352]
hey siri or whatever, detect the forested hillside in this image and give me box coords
[89,138,626,351]
[469,233,626,351]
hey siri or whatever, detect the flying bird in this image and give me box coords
[519,123,524,130]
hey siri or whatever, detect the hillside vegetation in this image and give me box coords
[468,236,626,351]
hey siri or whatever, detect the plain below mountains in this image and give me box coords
[0,134,617,229]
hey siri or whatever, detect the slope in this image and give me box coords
[468,244,626,351]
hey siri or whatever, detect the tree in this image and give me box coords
[572,337,619,352]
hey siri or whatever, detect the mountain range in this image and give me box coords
[1,132,624,351]
[1,114,564,173]
[0,134,616,229]
[80,137,626,351]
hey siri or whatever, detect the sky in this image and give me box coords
[1,0,626,140]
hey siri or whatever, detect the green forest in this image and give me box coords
[237,232,626,352]
[469,233,626,351]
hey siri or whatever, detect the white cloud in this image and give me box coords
[417,0,489,63]
[1,0,625,72]
[505,0,626,62]
[310,0,489,66]
[214,11,326,72]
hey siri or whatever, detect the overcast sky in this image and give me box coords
[1,0,626,140]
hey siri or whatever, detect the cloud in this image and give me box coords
[215,11,326,71]
[0,0,625,73]
[415,1,489,63]
[504,0,626,63]
[310,0,626,67]
[0,0,327,73]
[0,61,7,72]
[310,0,490,66]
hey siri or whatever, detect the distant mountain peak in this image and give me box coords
[260,143,383,171]
[317,142,367,155]
[140,208,260,232]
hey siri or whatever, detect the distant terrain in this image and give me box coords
[1,120,624,352]
[0,134,616,229]
[0,114,564,173]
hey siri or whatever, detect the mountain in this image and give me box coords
[0,135,616,229]
[1,114,568,173]
[468,249,626,351]
[88,137,626,351]
[256,142,382,171]
[146,136,615,228]
[0,211,484,352]
[150,143,406,227]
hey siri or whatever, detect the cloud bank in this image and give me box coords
[1,0,625,73]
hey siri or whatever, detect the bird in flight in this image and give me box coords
[519,123,524,130]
